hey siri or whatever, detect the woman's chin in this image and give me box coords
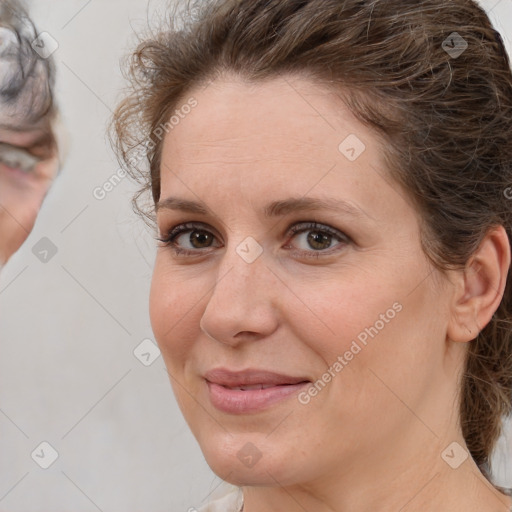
[206,457,279,487]
[199,435,290,486]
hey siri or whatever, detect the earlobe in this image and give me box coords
[447,225,511,344]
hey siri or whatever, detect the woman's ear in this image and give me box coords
[447,225,511,343]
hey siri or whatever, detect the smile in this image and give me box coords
[204,368,311,414]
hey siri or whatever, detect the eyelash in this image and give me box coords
[156,221,350,259]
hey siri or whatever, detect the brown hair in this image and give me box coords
[110,0,512,490]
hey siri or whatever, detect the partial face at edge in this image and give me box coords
[0,4,60,266]
[0,121,60,265]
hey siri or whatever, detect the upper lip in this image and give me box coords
[204,368,310,387]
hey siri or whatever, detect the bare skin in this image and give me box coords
[150,74,512,512]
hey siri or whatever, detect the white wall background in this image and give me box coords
[0,0,509,510]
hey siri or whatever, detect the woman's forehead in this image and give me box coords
[162,78,370,164]
[156,78,406,225]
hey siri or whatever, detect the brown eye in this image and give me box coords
[187,230,215,249]
[157,222,222,256]
[285,222,350,259]
[305,231,333,251]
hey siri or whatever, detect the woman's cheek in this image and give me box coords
[149,267,199,361]
[149,268,177,353]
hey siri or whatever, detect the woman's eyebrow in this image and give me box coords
[156,196,374,221]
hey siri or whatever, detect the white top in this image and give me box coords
[197,486,243,512]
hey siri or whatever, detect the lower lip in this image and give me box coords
[206,381,310,414]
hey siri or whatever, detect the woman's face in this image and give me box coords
[150,76,461,486]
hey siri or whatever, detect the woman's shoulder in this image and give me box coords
[196,484,243,512]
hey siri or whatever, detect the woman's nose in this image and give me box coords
[198,239,281,346]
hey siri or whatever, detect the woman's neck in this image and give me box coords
[240,432,512,512]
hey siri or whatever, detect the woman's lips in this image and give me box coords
[204,368,310,414]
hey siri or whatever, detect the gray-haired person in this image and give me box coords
[0,0,63,268]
